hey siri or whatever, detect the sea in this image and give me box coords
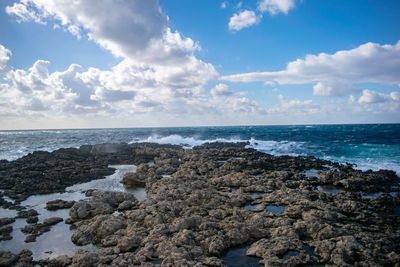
[1,124,399,176]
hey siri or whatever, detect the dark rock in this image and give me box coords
[45,199,75,210]
[26,216,38,224]
[2,142,399,266]
[0,225,12,241]
[24,235,36,243]
[43,217,63,226]
[0,217,15,226]
[0,250,34,267]
[47,255,72,267]
[21,217,62,241]
[16,209,38,218]
[0,250,18,266]
[121,172,146,187]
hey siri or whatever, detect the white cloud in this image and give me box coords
[7,0,167,59]
[222,41,400,96]
[5,2,45,24]
[2,0,223,121]
[344,90,400,116]
[210,83,265,114]
[229,10,261,31]
[210,83,234,97]
[0,45,11,74]
[6,0,217,86]
[313,82,361,97]
[0,44,260,127]
[221,1,227,9]
[358,90,399,104]
[268,94,320,114]
[227,0,297,31]
[258,0,296,15]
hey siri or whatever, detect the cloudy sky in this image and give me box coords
[0,0,399,129]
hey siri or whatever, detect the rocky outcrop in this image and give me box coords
[0,143,183,203]
[68,191,137,223]
[0,250,34,267]
[0,225,12,241]
[121,172,146,187]
[21,217,63,243]
[46,199,76,210]
[1,142,399,266]
[61,143,400,266]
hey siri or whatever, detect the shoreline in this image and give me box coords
[1,142,400,266]
[1,125,399,177]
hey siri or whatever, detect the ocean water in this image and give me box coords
[0,124,399,175]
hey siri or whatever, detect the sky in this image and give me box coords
[0,0,399,130]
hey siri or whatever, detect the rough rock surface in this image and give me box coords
[21,217,63,242]
[0,225,12,241]
[1,142,399,266]
[46,200,76,210]
[121,172,146,187]
[0,249,33,267]
[0,143,182,203]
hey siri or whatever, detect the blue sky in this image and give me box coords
[0,0,399,129]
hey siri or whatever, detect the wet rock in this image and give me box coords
[45,199,76,210]
[0,147,117,202]
[121,172,146,187]
[25,216,38,224]
[21,218,63,241]
[47,255,72,267]
[0,225,12,241]
[0,217,15,226]
[0,250,34,267]
[43,217,63,226]
[0,251,18,266]
[16,209,38,219]
[24,235,36,243]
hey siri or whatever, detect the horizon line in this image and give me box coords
[0,122,399,132]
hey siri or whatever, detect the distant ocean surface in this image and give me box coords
[1,124,399,175]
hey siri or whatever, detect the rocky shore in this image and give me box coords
[1,142,399,266]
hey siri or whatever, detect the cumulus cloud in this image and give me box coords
[344,90,400,117]
[7,0,167,58]
[268,94,320,114]
[210,83,265,114]
[229,10,261,31]
[0,45,12,74]
[222,41,400,96]
[358,90,399,104]
[258,0,296,15]
[313,82,362,97]
[227,0,297,31]
[5,0,215,75]
[0,43,261,127]
[210,83,234,97]
[2,0,226,123]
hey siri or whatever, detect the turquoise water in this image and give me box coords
[0,124,399,175]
